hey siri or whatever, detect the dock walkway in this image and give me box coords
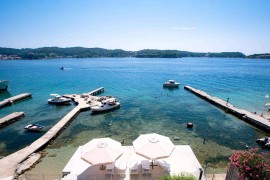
[0,88,104,179]
[184,86,270,133]
[88,87,104,96]
[0,112,25,128]
[0,93,32,109]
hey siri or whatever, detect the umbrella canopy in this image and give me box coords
[81,137,123,165]
[133,133,175,160]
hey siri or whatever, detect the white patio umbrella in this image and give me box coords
[133,133,175,160]
[81,137,123,165]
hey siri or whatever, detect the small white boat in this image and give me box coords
[0,80,8,91]
[24,124,43,132]
[91,98,120,113]
[48,94,72,105]
[163,80,180,87]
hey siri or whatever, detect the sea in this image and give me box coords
[0,57,269,174]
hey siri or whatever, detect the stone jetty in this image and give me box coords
[0,112,25,128]
[184,86,270,133]
[0,93,32,109]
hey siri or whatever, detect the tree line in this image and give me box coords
[0,47,251,60]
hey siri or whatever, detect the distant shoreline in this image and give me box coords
[0,47,269,60]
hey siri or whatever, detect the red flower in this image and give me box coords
[228,148,270,179]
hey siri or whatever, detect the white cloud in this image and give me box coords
[172,27,195,30]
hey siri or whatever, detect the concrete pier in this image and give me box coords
[0,112,25,128]
[88,87,104,96]
[184,86,270,133]
[0,93,32,109]
[0,88,105,179]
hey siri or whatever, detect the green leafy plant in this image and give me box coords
[158,173,197,180]
[229,148,270,180]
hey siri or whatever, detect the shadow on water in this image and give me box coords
[90,107,120,116]
[0,90,11,100]
[162,86,180,91]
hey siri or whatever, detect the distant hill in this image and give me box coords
[0,47,247,59]
[246,53,270,59]
[0,47,134,59]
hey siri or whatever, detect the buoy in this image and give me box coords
[187,122,193,128]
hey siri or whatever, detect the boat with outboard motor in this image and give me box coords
[91,98,120,113]
[24,124,44,132]
[48,94,72,105]
[163,80,180,87]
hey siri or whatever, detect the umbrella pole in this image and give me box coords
[151,159,157,169]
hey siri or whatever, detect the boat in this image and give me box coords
[163,80,180,87]
[0,80,8,91]
[24,124,44,132]
[91,98,120,113]
[48,94,72,105]
[60,67,66,70]
[265,142,270,148]
[256,137,270,148]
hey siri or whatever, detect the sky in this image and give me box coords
[0,0,270,55]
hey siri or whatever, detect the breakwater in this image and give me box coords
[184,86,270,133]
[0,112,25,128]
[0,93,32,109]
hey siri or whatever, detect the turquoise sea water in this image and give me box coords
[0,58,269,173]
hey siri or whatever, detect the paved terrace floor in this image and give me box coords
[61,145,205,180]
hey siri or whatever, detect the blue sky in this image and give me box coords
[0,0,269,54]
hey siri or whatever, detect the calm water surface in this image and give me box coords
[0,58,269,173]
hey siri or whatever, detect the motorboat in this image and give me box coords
[0,80,8,91]
[24,124,44,132]
[91,98,120,113]
[48,94,72,105]
[256,137,270,148]
[60,67,66,70]
[163,80,180,87]
[256,137,269,144]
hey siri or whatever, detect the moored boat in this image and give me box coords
[91,98,120,113]
[256,137,270,148]
[48,94,72,105]
[0,80,8,91]
[24,124,44,132]
[163,80,180,87]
